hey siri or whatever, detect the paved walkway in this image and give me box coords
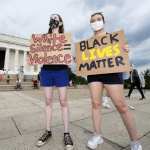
[0,88,150,150]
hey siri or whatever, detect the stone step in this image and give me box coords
[0,81,33,85]
[0,84,38,91]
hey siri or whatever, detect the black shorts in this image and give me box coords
[87,73,123,84]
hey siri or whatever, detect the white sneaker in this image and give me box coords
[87,134,104,149]
[102,102,111,109]
[102,97,111,109]
[131,141,142,150]
[128,105,135,110]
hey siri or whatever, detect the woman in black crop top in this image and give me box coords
[36,14,74,149]
[86,12,142,150]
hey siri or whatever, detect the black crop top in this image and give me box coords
[42,65,68,70]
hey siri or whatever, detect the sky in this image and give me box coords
[0,0,150,71]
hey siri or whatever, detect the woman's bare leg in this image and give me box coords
[104,84,139,141]
[43,87,53,131]
[58,87,69,133]
[89,82,103,134]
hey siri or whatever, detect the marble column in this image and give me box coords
[23,51,27,73]
[14,50,19,73]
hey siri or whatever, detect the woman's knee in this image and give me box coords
[45,97,53,106]
[115,101,128,113]
[92,100,101,109]
[60,98,68,107]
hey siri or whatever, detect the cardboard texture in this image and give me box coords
[76,30,130,76]
[28,33,72,65]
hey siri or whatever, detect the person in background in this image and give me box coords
[0,69,4,81]
[15,75,22,89]
[126,66,145,100]
[6,74,10,84]
[32,76,39,89]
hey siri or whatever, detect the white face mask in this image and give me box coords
[91,20,104,31]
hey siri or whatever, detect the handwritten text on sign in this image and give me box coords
[76,30,130,76]
[29,33,72,65]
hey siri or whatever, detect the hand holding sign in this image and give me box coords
[76,30,130,76]
[121,44,129,52]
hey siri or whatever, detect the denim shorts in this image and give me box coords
[40,69,69,87]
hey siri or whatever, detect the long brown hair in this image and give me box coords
[48,14,64,34]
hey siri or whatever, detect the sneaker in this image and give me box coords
[102,102,111,109]
[125,95,130,98]
[128,105,135,110]
[102,97,111,109]
[139,97,145,100]
[36,130,52,147]
[64,133,74,150]
[87,134,104,149]
[131,141,142,150]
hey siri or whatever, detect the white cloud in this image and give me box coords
[0,0,150,69]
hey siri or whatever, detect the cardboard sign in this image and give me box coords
[28,33,72,65]
[76,30,130,76]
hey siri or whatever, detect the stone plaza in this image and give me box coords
[0,87,150,150]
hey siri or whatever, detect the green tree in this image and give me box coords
[68,68,87,85]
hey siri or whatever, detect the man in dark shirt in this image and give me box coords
[126,69,145,100]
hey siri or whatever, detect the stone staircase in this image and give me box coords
[0,75,88,91]
[0,81,36,91]
[0,75,38,91]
